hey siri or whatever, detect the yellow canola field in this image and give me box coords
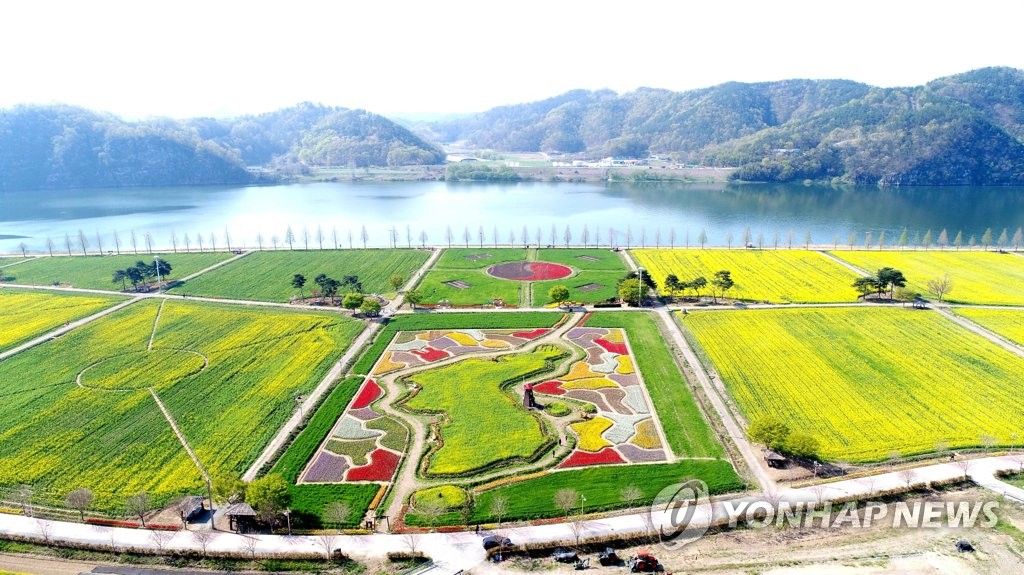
[0,289,122,351]
[632,249,860,303]
[683,307,1024,462]
[955,308,1024,346]
[830,250,1024,305]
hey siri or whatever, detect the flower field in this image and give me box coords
[372,328,551,376]
[4,252,231,290]
[170,249,430,302]
[487,261,573,281]
[830,250,1024,305]
[534,328,670,467]
[402,346,566,476]
[954,308,1024,346]
[0,298,364,509]
[682,307,1024,461]
[632,249,861,303]
[0,289,124,351]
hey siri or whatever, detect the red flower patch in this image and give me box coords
[559,447,625,468]
[523,262,573,281]
[534,380,566,395]
[594,338,628,355]
[346,449,400,481]
[350,379,382,409]
[512,328,550,339]
[411,347,449,362]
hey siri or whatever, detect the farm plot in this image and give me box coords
[3,253,231,290]
[171,249,430,302]
[0,289,124,351]
[403,346,566,477]
[537,248,629,271]
[682,307,1024,462]
[432,248,527,269]
[534,327,670,467]
[632,249,860,303]
[830,250,1024,305]
[417,248,526,306]
[531,271,626,306]
[955,308,1024,346]
[371,327,551,376]
[0,299,363,509]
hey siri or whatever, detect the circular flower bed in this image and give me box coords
[487,261,573,281]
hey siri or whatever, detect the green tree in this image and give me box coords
[618,278,641,307]
[315,274,341,304]
[748,416,790,450]
[342,292,365,310]
[852,276,879,299]
[246,474,290,527]
[663,274,681,297]
[212,475,247,504]
[359,298,382,316]
[388,274,405,291]
[153,258,172,279]
[112,269,129,291]
[953,231,963,250]
[405,289,423,309]
[548,285,570,304]
[711,270,734,302]
[998,228,1009,248]
[876,267,907,299]
[897,228,908,249]
[688,276,708,299]
[922,229,932,248]
[783,432,820,458]
[291,274,307,299]
[982,228,993,249]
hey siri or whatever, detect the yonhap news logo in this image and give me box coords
[651,479,710,549]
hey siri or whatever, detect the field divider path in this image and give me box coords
[149,388,211,483]
[934,306,1024,359]
[0,296,143,362]
[819,250,871,276]
[175,249,251,283]
[393,248,442,310]
[147,298,166,351]
[0,258,31,269]
[242,320,382,481]
[655,307,772,492]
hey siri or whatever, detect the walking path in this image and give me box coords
[149,388,211,483]
[242,320,382,481]
[819,250,871,275]
[0,296,143,362]
[147,299,166,351]
[933,306,1024,359]
[177,250,251,282]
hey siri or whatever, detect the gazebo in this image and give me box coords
[224,502,257,533]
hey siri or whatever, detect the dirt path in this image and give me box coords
[0,552,98,575]
[819,250,871,275]
[0,258,30,269]
[149,388,211,483]
[656,307,773,492]
[176,249,251,282]
[377,313,584,526]
[147,298,166,351]
[393,248,441,310]
[242,320,381,482]
[0,296,143,362]
[934,306,1024,359]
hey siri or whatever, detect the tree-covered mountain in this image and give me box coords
[427,68,1024,186]
[0,103,444,191]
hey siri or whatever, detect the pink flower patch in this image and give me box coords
[512,328,550,339]
[410,347,449,362]
[559,447,625,468]
[351,379,382,409]
[533,380,566,395]
[594,338,628,355]
[346,449,400,481]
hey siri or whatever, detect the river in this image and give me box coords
[3,181,1024,253]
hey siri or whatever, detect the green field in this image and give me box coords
[0,258,27,267]
[433,248,527,269]
[830,251,1024,305]
[537,248,628,271]
[682,307,1024,462]
[416,269,523,306]
[0,299,364,509]
[532,271,625,306]
[352,312,566,375]
[0,289,125,351]
[2,253,232,291]
[171,249,430,302]
[585,312,724,458]
[471,460,743,523]
[955,308,1024,346]
[632,249,861,303]
[403,346,564,476]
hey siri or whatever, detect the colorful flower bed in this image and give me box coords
[372,329,550,376]
[537,327,670,468]
[487,261,573,281]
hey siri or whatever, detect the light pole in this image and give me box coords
[637,267,645,308]
[580,494,586,516]
[295,395,305,420]
[154,255,162,291]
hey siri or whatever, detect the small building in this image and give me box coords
[178,496,205,523]
[523,382,537,409]
[764,450,788,469]
[224,502,257,533]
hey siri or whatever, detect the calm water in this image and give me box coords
[3,181,1024,254]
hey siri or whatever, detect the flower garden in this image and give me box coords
[0,288,125,352]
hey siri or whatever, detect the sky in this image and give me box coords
[2,0,1022,120]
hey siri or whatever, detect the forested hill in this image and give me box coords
[425,67,1024,186]
[0,104,444,191]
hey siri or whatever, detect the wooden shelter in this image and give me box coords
[224,502,257,532]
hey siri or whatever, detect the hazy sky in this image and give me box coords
[2,0,1021,119]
